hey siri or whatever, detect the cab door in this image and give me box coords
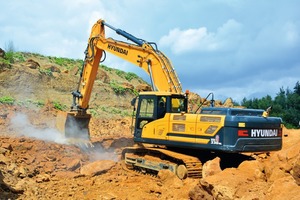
[134,95,156,139]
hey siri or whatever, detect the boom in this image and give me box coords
[72,19,182,111]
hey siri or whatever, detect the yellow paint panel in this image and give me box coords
[168,135,195,143]
[238,122,246,127]
[195,138,210,144]
[141,117,169,139]
[196,115,226,136]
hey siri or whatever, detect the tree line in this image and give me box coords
[240,81,300,128]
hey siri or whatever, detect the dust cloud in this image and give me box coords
[9,112,68,144]
[9,112,118,161]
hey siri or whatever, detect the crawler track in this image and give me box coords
[121,147,202,179]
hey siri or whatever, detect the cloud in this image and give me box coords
[159,19,243,54]
[0,0,299,103]
[194,75,300,103]
[283,21,300,47]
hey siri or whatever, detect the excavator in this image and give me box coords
[57,19,283,179]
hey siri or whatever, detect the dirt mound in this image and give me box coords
[189,128,300,200]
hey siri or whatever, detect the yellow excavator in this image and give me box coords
[57,19,283,179]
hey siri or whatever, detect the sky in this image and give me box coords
[1,0,299,103]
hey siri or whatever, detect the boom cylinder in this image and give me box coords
[102,21,144,46]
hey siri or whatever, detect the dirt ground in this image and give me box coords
[1,54,300,199]
[1,103,300,200]
[0,104,199,200]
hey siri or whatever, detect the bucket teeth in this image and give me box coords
[65,138,94,150]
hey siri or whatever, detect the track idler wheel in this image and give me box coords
[176,165,188,179]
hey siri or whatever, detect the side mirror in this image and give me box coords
[131,97,137,106]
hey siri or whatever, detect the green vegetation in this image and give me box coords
[125,72,139,81]
[0,96,15,105]
[17,99,45,108]
[241,81,300,128]
[0,51,25,69]
[100,64,112,72]
[109,81,128,95]
[1,40,16,64]
[100,106,131,117]
[39,68,53,76]
[53,101,68,111]
[48,56,82,70]
[4,51,14,63]
[0,57,11,68]
[12,52,25,62]
[115,68,139,82]
[0,96,45,108]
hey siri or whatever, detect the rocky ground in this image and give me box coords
[1,103,300,200]
[0,52,300,199]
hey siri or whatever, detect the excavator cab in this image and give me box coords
[132,91,188,140]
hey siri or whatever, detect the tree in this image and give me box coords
[4,40,15,52]
[294,81,300,96]
[240,81,300,128]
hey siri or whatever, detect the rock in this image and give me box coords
[188,92,201,112]
[7,163,17,172]
[0,147,8,154]
[189,180,214,200]
[97,69,110,83]
[136,84,151,92]
[36,174,50,183]
[53,171,82,179]
[0,154,10,164]
[18,166,28,178]
[265,176,300,200]
[45,65,61,73]
[268,167,288,182]
[1,176,25,194]
[157,170,183,189]
[202,157,222,178]
[46,154,57,162]
[238,160,265,180]
[158,169,176,180]
[25,59,40,69]
[264,140,300,182]
[67,159,81,171]
[0,48,5,58]
[43,162,55,173]
[201,98,211,106]
[12,178,35,194]
[200,168,268,200]
[23,155,35,165]
[1,143,12,151]
[291,154,300,185]
[214,100,222,106]
[80,160,116,176]
[223,98,233,107]
[122,82,134,90]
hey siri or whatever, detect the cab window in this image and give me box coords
[171,97,186,113]
[139,98,155,117]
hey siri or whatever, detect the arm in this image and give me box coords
[72,19,182,112]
